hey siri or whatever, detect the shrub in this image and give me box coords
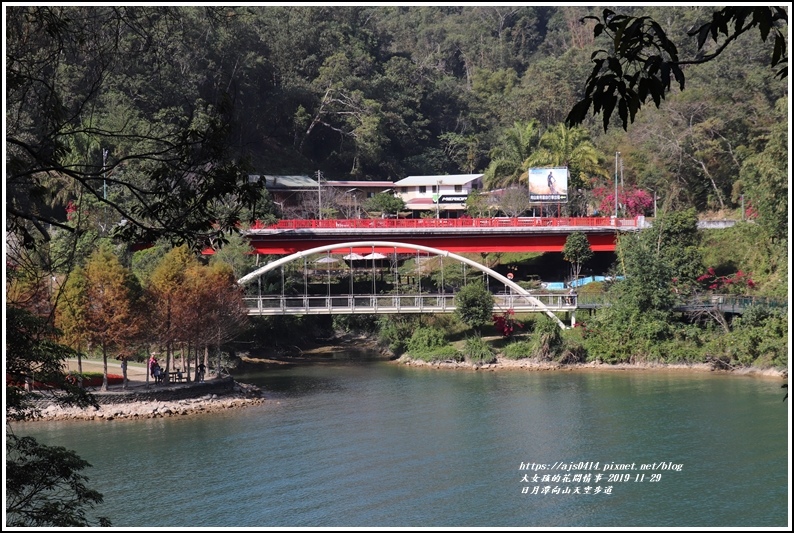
[407,326,447,354]
[463,335,496,364]
[557,330,587,364]
[408,346,463,363]
[531,314,563,361]
[503,340,533,360]
[377,315,424,355]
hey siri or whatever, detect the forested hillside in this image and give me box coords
[8,6,787,243]
[6,7,788,527]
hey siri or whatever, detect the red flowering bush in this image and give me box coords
[493,309,523,337]
[744,200,758,220]
[66,200,78,221]
[697,267,756,295]
[591,186,653,217]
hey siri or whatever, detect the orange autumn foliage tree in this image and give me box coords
[177,261,249,378]
[147,245,199,379]
[79,246,143,391]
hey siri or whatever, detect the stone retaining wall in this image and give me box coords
[92,376,237,404]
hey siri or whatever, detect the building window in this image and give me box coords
[419,186,427,193]
[432,185,438,193]
[455,185,463,192]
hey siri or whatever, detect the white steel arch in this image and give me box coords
[237,240,569,329]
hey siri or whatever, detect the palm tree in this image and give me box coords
[483,120,541,189]
[523,123,608,190]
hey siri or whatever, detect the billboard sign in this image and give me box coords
[528,167,568,202]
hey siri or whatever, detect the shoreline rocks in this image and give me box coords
[395,354,787,378]
[12,380,274,423]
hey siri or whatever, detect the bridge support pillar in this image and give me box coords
[570,310,576,328]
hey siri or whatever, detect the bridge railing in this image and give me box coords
[250,216,644,231]
[243,292,579,315]
[676,294,787,313]
[243,292,786,316]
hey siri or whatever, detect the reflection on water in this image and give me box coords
[18,362,789,528]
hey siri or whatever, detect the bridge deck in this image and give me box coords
[244,293,576,316]
[244,293,784,316]
[237,216,646,255]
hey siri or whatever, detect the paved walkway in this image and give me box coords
[63,358,214,393]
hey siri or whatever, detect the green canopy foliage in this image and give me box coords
[454,279,495,333]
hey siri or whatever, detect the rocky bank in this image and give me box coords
[12,377,273,423]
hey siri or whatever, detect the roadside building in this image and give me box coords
[393,174,484,218]
[323,180,395,218]
[249,174,318,209]
[250,174,396,219]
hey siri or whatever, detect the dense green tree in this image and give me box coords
[454,280,494,334]
[6,306,109,526]
[465,189,495,218]
[562,232,594,284]
[739,98,788,248]
[482,120,541,188]
[209,231,258,282]
[6,435,111,527]
[6,6,261,250]
[364,192,406,216]
[567,7,787,131]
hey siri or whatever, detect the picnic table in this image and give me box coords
[168,371,185,383]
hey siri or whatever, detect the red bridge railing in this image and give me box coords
[250,216,644,230]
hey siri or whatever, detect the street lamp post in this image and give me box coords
[614,151,620,218]
[346,188,359,218]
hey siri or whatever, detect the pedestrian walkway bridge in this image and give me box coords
[243,292,784,318]
[243,292,577,316]
[237,240,785,329]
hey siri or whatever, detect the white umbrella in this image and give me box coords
[363,252,387,260]
[342,252,365,260]
[314,256,340,264]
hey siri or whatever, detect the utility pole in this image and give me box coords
[646,188,657,218]
[614,151,620,218]
[316,170,323,220]
[741,194,745,221]
[435,180,441,219]
[103,148,109,200]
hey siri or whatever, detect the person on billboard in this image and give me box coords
[547,170,557,194]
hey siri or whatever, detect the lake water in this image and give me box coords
[16,361,790,528]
